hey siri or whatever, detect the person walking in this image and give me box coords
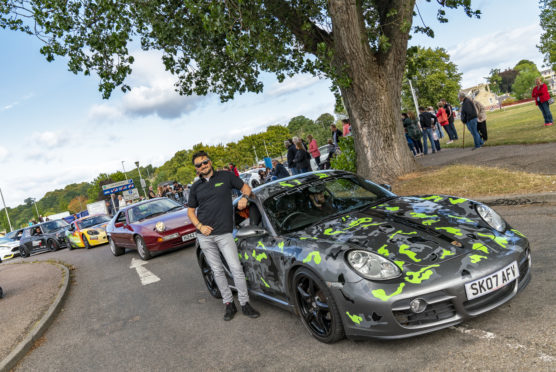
[293,141,311,174]
[187,151,260,321]
[436,102,454,144]
[532,77,553,127]
[458,92,483,150]
[441,98,459,140]
[307,134,321,169]
[330,124,343,149]
[473,98,488,142]
[418,106,437,154]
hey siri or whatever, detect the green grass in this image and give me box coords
[441,102,556,148]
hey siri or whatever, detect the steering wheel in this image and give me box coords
[280,211,307,228]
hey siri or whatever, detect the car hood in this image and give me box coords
[84,223,108,231]
[133,208,190,231]
[291,195,519,266]
[0,240,20,249]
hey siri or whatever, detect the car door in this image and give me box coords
[67,222,81,247]
[234,202,288,301]
[23,226,46,253]
[111,211,134,247]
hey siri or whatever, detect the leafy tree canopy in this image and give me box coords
[539,0,556,70]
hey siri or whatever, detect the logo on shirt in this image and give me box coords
[215,183,223,187]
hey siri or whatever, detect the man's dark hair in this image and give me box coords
[192,151,210,164]
[330,124,337,129]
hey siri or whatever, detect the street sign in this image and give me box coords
[102,179,135,195]
[123,188,140,201]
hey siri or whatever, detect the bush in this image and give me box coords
[330,136,356,173]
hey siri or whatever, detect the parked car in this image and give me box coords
[197,170,531,343]
[66,214,111,249]
[309,144,335,171]
[19,220,70,257]
[106,197,196,260]
[239,169,262,188]
[0,228,23,260]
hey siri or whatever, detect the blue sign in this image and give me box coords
[102,179,135,195]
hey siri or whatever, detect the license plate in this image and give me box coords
[182,232,196,241]
[465,261,519,300]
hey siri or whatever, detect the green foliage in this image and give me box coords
[330,136,356,173]
[513,69,539,100]
[539,0,556,70]
[487,69,502,94]
[402,46,462,110]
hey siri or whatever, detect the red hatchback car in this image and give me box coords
[106,198,196,260]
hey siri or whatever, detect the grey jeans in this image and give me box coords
[197,233,249,306]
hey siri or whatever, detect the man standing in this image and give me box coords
[330,124,343,149]
[285,140,297,175]
[418,106,436,155]
[458,92,483,150]
[187,151,260,321]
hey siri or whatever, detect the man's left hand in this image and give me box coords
[238,196,248,210]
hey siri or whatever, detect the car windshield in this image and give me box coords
[41,220,69,233]
[78,215,111,229]
[263,175,395,234]
[0,237,12,244]
[128,198,183,223]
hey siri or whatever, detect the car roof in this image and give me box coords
[75,214,109,223]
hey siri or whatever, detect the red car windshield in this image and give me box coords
[128,199,183,223]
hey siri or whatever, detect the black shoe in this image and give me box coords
[223,301,237,321]
[241,302,260,318]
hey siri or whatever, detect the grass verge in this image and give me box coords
[393,164,556,197]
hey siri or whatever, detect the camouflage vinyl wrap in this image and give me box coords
[210,171,531,339]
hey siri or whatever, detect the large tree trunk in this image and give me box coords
[328,0,416,184]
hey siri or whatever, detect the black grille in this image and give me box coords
[518,254,529,283]
[393,300,456,327]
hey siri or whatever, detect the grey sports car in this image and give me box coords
[197,170,531,343]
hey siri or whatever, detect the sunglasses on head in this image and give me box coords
[194,159,211,168]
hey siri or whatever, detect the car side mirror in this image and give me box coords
[380,183,392,191]
[236,226,268,239]
[115,222,125,228]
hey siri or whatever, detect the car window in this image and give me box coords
[128,198,182,223]
[42,220,69,233]
[78,215,111,229]
[22,228,31,238]
[234,203,265,229]
[263,175,394,234]
[115,212,127,224]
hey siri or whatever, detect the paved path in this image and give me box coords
[417,143,556,174]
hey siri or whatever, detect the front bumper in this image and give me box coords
[144,227,197,252]
[334,248,531,340]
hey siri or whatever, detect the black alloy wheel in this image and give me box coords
[82,235,91,249]
[19,246,30,258]
[47,240,59,252]
[292,268,344,343]
[109,237,124,256]
[199,251,222,299]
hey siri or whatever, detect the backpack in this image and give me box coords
[407,120,422,140]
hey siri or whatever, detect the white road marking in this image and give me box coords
[129,257,160,286]
[452,325,556,363]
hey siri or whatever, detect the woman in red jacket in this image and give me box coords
[532,77,553,127]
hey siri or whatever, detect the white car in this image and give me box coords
[310,144,336,171]
[239,169,263,188]
[0,232,22,261]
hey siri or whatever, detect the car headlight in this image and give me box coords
[87,230,99,236]
[476,204,506,232]
[155,221,166,233]
[346,250,401,280]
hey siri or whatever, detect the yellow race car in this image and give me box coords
[66,214,111,249]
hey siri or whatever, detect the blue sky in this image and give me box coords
[0,0,547,209]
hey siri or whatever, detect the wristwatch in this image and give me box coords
[241,194,249,199]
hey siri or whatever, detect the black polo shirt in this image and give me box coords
[188,170,244,235]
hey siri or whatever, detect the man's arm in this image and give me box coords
[188,207,213,236]
[237,184,252,210]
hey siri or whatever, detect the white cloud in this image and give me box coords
[89,104,123,122]
[30,131,67,148]
[449,23,544,87]
[0,146,8,161]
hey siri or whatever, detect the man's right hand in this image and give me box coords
[199,225,213,236]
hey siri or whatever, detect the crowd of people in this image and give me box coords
[402,94,489,156]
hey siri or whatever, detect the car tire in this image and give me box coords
[109,237,124,257]
[292,268,345,343]
[199,251,222,299]
[47,240,59,252]
[0,286,3,299]
[82,235,91,249]
[19,246,30,258]
[135,236,151,261]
